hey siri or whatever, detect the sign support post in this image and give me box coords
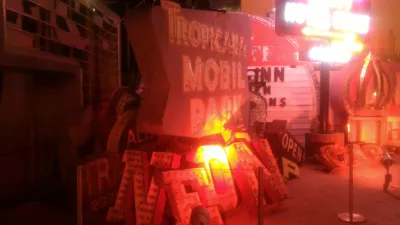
[319,62,330,133]
[257,166,264,225]
[337,144,366,223]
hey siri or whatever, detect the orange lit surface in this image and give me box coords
[192,145,238,210]
[302,27,356,41]
[387,117,400,145]
[107,136,287,225]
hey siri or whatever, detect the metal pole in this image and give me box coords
[0,0,6,55]
[337,144,366,223]
[77,166,83,225]
[319,62,330,133]
[258,167,264,225]
[349,143,354,222]
[125,4,130,70]
[118,15,122,86]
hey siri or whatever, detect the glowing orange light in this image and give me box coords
[347,123,351,133]
[199,145,229,164]
[302,27,356,41]
[331,40,364,52]
[360,52,371,79]
[194,145,235,195]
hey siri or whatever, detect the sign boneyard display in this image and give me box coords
[124,0,251,138]
[77,154,124,225]
[83,1,294,225]
[105,136,287,225]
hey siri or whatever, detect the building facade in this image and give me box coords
[0,0,120,202]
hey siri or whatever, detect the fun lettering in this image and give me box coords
[182,56,246,92]
[281,132,306,162]
[107,151,180,223]
[161,1,247,57]
[282,158,300,179]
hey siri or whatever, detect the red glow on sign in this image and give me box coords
[249,16,299,66]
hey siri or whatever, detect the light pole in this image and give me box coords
[319,62,330,133]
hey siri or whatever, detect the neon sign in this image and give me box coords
[308,0,353,10]
[276,0,370,39]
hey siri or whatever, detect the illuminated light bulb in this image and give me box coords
[200,145,229,164]
[373,92,377,97]
[301,27,357,42]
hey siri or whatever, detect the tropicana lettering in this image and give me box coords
[161,1,248,135]
[161,1,247,56]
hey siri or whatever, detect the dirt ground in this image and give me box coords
[1,164,399,225]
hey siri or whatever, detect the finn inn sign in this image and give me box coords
[124,1,252,138]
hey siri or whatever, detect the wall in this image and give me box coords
[0,71,31,201]
[0,70,81,202]
[3,0,121,107]
[0,0,121,203]
[370,0,400,55]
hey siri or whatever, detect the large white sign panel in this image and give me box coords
[247,64,317,144]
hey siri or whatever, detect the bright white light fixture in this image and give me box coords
[309,46,352,63]
[284,1,370,34]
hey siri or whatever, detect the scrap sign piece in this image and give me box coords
[107,150,181,224]
[161,169,225,225]
[107,139,287,224]
[264,129,303,179]
[76,154,125,225]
